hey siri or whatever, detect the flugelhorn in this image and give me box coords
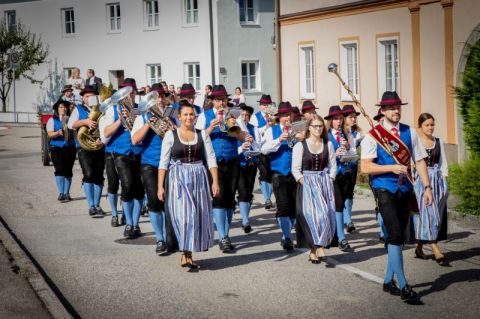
[111,86,136,131]
[138,91,176,138]
[327,62,412,183]
[217,106,242,137]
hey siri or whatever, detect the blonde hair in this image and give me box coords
[71,67,80,79]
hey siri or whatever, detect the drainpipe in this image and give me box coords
[209,0,216,84]
[275,0,282,102]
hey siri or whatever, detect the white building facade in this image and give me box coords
[0,0,215,122]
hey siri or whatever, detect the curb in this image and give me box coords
[0,122,40,128]
[0,216,77,319]
[448,209,480,227]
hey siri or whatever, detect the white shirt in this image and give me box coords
[250,111,270,139]
[291,140,337,181]
[46,115,68,132]
[427,138,449,177]
[360,120,427,162]
[102,105,118,135]
[131,114,146,137]
[195,107,218,130]
[67,107,82,130]
[261,124,288,155]
[98,115,110,145]
[158,129,217,170]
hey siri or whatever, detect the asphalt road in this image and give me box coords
[0,127,479,319]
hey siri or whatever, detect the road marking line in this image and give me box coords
[328,257,384,284]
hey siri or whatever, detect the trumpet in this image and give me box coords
[283,120,307,148]
[217,107,242,137]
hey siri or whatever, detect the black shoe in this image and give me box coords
[435,256,451,267]
[383,280,401,296]
[400,285,418,302]
[58,193,65,201]
[265,200,273,209]
[123,225,134,238]
[283,238,294,252]
[242,224,252,234]
[95,206,105,216]
[88,207,96,216]
[156,241,167,255]
[133,225,141,238]
[141,206,148,216]
[111,216,119,227]
[120,214,126,226]
[219,238,230,252]
[346,222,356,233]
[379,235,386,243]
[339,239,351,251]
[415,247,429,260]
[62,194,72,202]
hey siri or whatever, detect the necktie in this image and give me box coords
[335,131,341,144]
[391,127,400,138]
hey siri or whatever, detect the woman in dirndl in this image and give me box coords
[292,114,337,264]
[412,113,449,266]
[158,101,219,269]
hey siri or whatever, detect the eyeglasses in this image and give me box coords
[310,125,324,129]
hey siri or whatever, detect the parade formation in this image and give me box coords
[45,66,450,305]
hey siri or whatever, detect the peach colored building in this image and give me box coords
[277,0,480,163]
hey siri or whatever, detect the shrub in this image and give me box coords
[448,155,480,216]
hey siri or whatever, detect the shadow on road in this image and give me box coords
[415,268,480,299]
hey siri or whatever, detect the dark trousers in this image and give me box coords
[50,146,76,177]
[374,189,410,245]
[78,148,105,185]
[237,164,257,202]
[105,152,119,194]
[114,153,144,202]
[257,154,272,183]
[213,159,240,209]
[333,172,355,211]
[272,172,297,218]
[140,164,163,212]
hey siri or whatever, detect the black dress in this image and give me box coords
[295,141,337,249]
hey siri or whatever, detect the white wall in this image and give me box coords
[0,0,213,116]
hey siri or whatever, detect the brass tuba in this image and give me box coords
[77,96,103,151]
[112,86,136,131]
[138,91,176,138]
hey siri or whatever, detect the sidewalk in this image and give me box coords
[0,236,51,319]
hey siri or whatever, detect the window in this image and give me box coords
[241,61,259,91]
[61,8,75,35]
[4,10,16,31]
[239,0,256,24]
[183,0,198,25]
[107,3,121,32]
[147,64,161,85]
[144,0,159,29]
[184,63,200,91]
[377,37,399,97]
[299,45,315,100]
[63,67,74,80]
[340,41,359,100]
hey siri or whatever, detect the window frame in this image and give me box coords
[146,64,162,86]
[143,0,160,30]
[63,67,74,80]
[298,43,316,100]
[106,2,121,33]
[4,10,16,32]
[240,60,260,93]
[184,62,201,91]
[377,35,400,99]
[61,7,76,37]
[339,39,360,101]
[239,0,258,25]
[182,0,199,27]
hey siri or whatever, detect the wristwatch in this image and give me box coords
[424,185,433,191]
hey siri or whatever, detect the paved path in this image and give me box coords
[0,127,479,318]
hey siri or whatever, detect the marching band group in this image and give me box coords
[46,76,450,304]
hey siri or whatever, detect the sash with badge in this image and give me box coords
[369,124,419,213]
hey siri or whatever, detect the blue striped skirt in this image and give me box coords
[300,169,336,247]
[167,161,214,252]
[413,165,448,242]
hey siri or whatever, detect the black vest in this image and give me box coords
[171,129,205,163]
[425,138,441,167]
[301,140,329,171]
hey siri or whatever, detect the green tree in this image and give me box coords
[0,20,49,112]
[455,40,480,156]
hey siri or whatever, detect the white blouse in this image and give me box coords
[291,140,337,182]
[158,129,217,170]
